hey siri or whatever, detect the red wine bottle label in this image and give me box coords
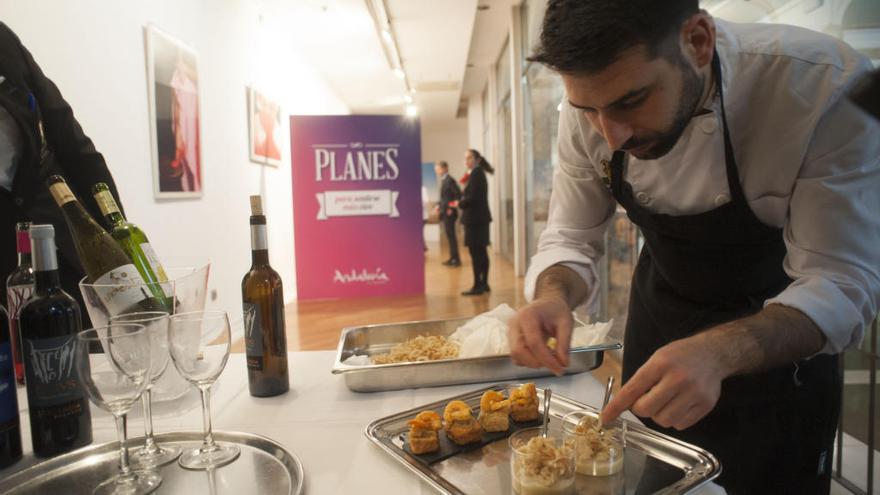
[0,341,18,423]
[6,284,34,319]
[16,231,30,254]
[92,264,151,315]
[23,335,83,407]
[244,302,264,370]
[139,243,169,282]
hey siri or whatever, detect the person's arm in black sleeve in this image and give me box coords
[458,168,485,209]
[5,22,125,216]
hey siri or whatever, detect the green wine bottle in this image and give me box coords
[92,183,169,287]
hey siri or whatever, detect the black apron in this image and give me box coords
[611,54,841,494]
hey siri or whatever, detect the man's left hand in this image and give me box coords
[601,333,729,431]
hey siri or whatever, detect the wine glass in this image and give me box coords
[167,310,239,470]
[109,311,181,467]
[76,324,160,495]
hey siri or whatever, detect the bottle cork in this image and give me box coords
[250,195,263,216]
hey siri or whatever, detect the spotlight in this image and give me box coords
[406,104,418,117]
[404,94,413,104]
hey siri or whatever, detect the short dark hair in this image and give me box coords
[437,160,449,169]
[529,0,699,74]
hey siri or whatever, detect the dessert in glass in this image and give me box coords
[509,427,575,495]
[562,410,625,476]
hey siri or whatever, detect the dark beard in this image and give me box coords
[622,63,705,160]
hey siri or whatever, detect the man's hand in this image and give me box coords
[508,296,574,376]
[602,333,728,430]
[601,304,826,430]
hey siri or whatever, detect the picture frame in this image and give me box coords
[247,86,283,167]
[144,23,203,199]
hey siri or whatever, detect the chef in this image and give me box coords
[508,1,880,493]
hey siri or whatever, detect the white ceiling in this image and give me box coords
[256,0,514,124]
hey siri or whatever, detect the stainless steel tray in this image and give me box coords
[332,316,621,392]
[366,384,721,494]
[0,431,305,495]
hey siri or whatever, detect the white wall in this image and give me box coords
[421,118,470,180]
[0,0,349,315]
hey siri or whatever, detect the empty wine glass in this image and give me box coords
[109,311,181,467]
[168,310,239,470]
[76,324,160,495]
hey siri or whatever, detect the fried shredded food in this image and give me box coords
[444,400,475,423]
[371,335,460,364]
[480,390,510,412]
[510,383,538,407]
[514,436,574,487]
[408,411,442,431]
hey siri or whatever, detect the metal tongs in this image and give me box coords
[597,376,614,436]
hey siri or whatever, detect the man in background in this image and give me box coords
[434,161,461,267]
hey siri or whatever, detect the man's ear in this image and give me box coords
[681,12,716,69]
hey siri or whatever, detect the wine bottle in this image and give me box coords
[241,195,289,397]
[0,305,22,468]
[46,175,167,315]
[5,222,34,385]
[19,224,92,457]
[91,182,171,305]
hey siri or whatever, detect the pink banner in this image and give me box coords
[291,115,424,299]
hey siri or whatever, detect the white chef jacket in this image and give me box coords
[525,19,880,354]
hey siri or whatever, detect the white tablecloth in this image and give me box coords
[6,351,725,494]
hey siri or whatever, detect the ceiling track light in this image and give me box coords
[365,0,412,96]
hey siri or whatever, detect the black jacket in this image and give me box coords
[438,174,460,221]
[458,165,491,226]
[0,22,123,312]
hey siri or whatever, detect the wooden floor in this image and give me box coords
[284,239,527,351]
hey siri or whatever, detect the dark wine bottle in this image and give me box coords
[0,305,22,468]
[91,182,171,307]
[242,196,289,397]
[46,175,168,315]
[5,222,34,385]
[19,224,92,458]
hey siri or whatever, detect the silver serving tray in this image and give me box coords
[332,316,622,392]
[366,384,721,494]
[0,431,305,495]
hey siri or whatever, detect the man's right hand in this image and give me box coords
[508,295,574,376]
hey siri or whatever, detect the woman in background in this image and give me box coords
[457,149,494,295]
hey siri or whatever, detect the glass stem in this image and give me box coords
[199,385,217,452]
[142,387,159,454]
[115,414,135,482]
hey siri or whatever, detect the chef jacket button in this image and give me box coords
[635,191,651,205]
[714,193,730,206]
[13,197,24,206]
[701,118,718,134]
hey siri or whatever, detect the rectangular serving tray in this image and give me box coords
[365,384,721,494]
[332,316,621,392]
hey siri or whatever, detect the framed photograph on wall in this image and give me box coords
[144,23,203,199]
[247,87,283,167]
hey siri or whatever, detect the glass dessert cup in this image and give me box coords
[509,427,576,495]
